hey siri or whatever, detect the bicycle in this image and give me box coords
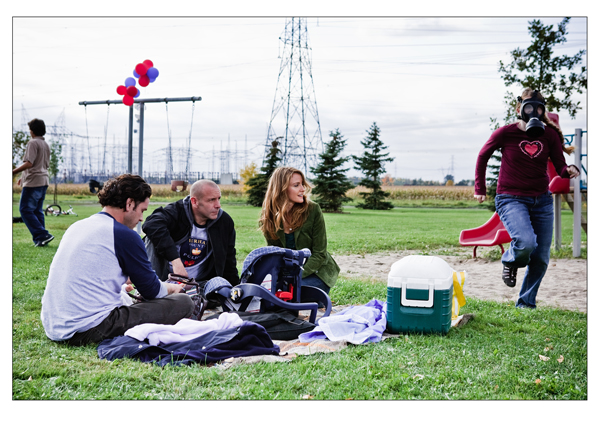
[44,204,78,217]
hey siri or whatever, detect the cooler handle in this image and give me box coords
[401,282,434,308]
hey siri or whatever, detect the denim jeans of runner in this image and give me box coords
[495,192,554,308]
[19,185,51,244]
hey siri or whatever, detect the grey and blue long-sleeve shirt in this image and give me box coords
[41,212,169,341]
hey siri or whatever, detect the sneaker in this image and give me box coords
[35,234,55,247]
[502,265,517,287]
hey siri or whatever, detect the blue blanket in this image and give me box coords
[98,322,279,366]
[298,299,387,344]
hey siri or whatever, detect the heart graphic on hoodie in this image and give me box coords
[519,141,543,158]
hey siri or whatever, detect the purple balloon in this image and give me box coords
[134,89,140,98]
[125,77,136,87]
[133,70,140,78]
[146,67,159,79]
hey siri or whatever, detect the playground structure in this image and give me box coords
[550,127,587,257]
[459,213,511,258]
[19,103,247,186]
[79,96,202,179]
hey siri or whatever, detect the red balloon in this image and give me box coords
[135,63,148,76]
[138,74,150,87]
[143,59,154,68]
[116,85,127,95]
[126,86,138,97]
[123,95,134,106]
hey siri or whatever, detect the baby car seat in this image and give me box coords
[204,247,332,324]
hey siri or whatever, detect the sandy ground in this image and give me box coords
[333,250,588,313]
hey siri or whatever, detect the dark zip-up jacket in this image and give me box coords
[142,196,239,285]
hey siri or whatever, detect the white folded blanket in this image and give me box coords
[125,312,244,346]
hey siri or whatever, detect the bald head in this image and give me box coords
[190,179,219,199]
[190,180,221,225]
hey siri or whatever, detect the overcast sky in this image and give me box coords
[11,15,587,183]
[4,5,597,418]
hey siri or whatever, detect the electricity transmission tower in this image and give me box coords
[263,17,323,176]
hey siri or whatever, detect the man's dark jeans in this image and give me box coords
[67,294,195,346]
[19,185,51,244]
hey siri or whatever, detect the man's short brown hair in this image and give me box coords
[97,174,152,210]
[28,119,46,137]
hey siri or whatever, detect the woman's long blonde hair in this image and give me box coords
[517,87,575,155]
[259,167,312,240]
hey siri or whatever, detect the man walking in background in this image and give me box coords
[13,118,53,247]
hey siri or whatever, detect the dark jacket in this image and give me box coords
[142,196,239,285]
[265,201,339,288]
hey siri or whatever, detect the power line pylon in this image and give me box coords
[264,17,323,176]
[20,105,31,132]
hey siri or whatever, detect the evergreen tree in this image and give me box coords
[498,17,586,119]
[48,139,64,205]
[487,18,586,210]
[246,139,281,207]
[310,129,354,212]
[351,122,394,210]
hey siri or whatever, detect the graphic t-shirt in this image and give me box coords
[171,223,211,279]
[475,123,571,197]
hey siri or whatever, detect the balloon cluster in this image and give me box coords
[115,59,160,106]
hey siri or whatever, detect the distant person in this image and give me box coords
[474,88,579,308]
[12,118,53,247]
[143,180,240,292]
[41,174,193,345]
[259,166,339,295]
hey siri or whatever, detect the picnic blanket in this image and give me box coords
[298,299,387,344]
[125,313,243,346]
[98,321,279,366]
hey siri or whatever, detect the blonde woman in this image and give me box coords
[259,167,339,295]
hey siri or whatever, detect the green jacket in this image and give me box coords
[265,201,340,288]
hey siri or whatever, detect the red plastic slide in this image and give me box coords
[459,212,512,258]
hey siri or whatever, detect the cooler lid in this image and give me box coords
[388,255,453,280]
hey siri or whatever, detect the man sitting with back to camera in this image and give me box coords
[41,174,194,345]
[142,179,240,297]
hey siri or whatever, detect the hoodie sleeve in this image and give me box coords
[142,201,184,262]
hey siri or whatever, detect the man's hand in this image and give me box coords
[124,278,134,293]
[13,161,33,176]
[567,165,580,179]
[474,194,486,203]
[171,258,188,278]
[166,282,184,294]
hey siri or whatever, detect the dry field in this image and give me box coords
[12,183,244,198]
[13,183,476,201]
[348,185,475,201]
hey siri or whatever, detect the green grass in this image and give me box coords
[12,196,587,400]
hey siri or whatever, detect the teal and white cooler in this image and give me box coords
[386,255,454,335]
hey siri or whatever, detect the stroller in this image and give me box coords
[204,247,332,324]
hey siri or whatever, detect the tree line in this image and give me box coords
[246,122,394,211]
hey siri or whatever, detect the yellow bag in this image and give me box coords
[451,271,467,320]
